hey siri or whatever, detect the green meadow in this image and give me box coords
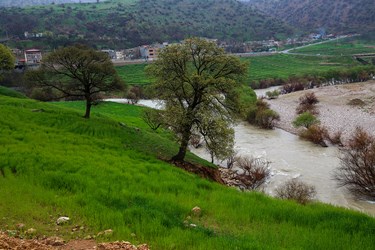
[291,37,375,56]
[116,64,150,85]
[1,87,375,249]
[116,54,362,86]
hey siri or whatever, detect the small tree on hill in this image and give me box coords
[0,44,15,80]
[26,45,125,118]
[147,38,248,162]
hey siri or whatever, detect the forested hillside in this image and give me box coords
[245,0,375,34]
[0,0,292,48]
[0,0,96,8]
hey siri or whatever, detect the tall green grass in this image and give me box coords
[1,91,375,249]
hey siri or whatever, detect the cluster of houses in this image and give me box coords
[12,48,43,70]
[9,32,344,70]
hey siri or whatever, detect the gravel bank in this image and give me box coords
[266,80,375,143]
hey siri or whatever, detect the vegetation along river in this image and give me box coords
[106,95,375,216]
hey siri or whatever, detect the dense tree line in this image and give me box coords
[0,0,292,49]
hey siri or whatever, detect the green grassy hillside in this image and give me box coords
[0,0,292,49]
[1,90,375,249]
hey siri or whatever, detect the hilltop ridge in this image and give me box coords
[0,0,292,48]
[245,0,375,34]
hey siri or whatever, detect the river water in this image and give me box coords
[105,96,375,216]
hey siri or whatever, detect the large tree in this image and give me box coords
[27,45,125,118]
[147,38,248,162]
[0,44,15,80]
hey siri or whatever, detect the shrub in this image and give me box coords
[347,98,366,107]
[231,156,271,190]
[299,92,319,106]
[292,112,319,128]
[275,179,316,205]
[265,89,280,99]
[296,92,319,114]
[247,99,280,129]
[296,103,319,115]
[281,82,305,94]
[299,124,328,147]
[328,130,343,146]
[334,128,375,200]
[126,86,143,104]
[255,109,280,129]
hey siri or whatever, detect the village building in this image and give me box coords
[139,43,167,61]
[24,49,42,64]
[101,49,117,60]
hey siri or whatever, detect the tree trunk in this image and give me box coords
[84,99,92,119]
[172,130,191,161]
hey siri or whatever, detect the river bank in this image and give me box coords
[267,80,375,143]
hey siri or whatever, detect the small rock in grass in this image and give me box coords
[26,228,37,235]
[56,216,70,225]
[45,236,65,246]
[104,229,113,235]
[191,206,201,215]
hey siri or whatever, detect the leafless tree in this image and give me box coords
[334,128,375,200]
[233,156,270,190]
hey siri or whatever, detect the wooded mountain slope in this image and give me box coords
[0,0,96,8]
[0,0,292,48]
[245,0,375,34]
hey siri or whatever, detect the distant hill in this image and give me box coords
[244,0,375,34]
[0,0,292,48]
[0,0,97,8]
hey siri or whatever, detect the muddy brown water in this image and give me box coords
[191,123,375,216]
[106,97,375,216]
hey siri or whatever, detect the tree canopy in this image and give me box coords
[26,45,125,118]
[0,44,15,80]
[147,38,248,162]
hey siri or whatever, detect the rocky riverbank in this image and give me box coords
[267,80,375,143]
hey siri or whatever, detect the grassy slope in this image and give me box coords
[1,90,375,249]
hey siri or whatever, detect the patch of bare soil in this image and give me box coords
[268,80,375,143]
[0,231,149,250]
[169,160,224,184]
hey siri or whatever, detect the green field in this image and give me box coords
[291,37,375,56]
[116,64,150,85]
[1,88,375,249]
[116,53,361,86]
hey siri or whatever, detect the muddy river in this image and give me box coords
[106,97,375,216]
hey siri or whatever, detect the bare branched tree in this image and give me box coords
[334,128,375,200]
[235,157,271,190]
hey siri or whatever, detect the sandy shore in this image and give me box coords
[266,80,375,143]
